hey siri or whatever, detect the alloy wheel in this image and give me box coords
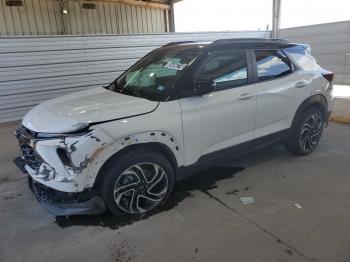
[300,114,323,152]
[113,163,168,214]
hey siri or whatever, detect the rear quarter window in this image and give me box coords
[254,50,293,82]
[284,47,320,71]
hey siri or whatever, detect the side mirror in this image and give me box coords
[193,79,215,96]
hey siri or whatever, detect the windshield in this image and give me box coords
[106,47,201,101]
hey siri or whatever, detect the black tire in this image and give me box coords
[285,107,324,156]
[101,148,175,216]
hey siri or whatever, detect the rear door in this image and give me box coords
[180,49,257,165]
[251,49,309,140]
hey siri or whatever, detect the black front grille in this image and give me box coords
[15,127,43,172]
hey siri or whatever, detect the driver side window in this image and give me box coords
[196,50,248,90]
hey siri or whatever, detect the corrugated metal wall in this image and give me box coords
[0,0,168,35]
[0,31,270,122]
[280,21,350,85]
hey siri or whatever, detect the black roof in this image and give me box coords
[164,38,297,50]
[213,38,288,45]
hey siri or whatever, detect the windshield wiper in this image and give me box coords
[104,82,146,99]
[103,80,116,89]
[114,84,142,98]
[123,88,142,98]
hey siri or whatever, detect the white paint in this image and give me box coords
[22,87,158,133]
[180,82,256,164]
[19,43,333,194]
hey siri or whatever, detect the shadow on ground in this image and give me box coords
[54,146,293,229]
[55,166,245,229]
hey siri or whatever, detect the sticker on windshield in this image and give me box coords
[163,61,187,71]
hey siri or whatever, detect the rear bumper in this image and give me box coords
[14,157,106,216]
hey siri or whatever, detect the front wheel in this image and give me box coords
[101,149,175,216]
[285,108,324,155]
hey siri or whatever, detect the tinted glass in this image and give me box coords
[255,50,292,81]
[284,47,320,71]
[196,50,248,90]
[108,46,201,101]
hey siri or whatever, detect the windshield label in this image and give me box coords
[163,61,187,71]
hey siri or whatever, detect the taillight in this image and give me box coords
[322,72,334,82]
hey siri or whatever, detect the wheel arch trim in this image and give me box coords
[291,94,328,130]
[89,131,182,189]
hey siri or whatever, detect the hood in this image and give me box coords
[22,87,159,133]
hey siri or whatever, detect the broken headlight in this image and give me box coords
[57,147,73,169]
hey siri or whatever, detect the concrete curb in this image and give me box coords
[329,114,350,124]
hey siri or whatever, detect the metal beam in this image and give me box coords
[169,2,175,32]
[93,0,170,10]
[167,0,184,31]
[272,0,281,38]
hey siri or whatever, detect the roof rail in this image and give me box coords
[164,41,198,46]
[213,38,288,45]
[163,38,290,48]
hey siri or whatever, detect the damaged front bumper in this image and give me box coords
[14,157,105,216]
[15,127,112,192]
[29,176,106,216]
[14,125,113,192]
[13,125,113,216]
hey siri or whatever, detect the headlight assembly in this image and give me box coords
[36,123,91,138]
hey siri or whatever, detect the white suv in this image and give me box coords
[15,39,333,216]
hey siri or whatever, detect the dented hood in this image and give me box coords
[22,87,158,133]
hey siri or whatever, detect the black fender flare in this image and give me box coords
[93,142,179,190]
[291,94,328,130]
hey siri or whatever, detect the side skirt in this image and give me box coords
[177,128,292,181]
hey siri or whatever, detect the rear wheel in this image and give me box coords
[101,149,175,216]
[286,108,324,155]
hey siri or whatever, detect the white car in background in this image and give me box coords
[15,38,333,217]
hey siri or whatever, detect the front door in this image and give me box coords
[180,49,257,165]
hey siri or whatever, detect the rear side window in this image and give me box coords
[196,50,248,90]
[255,50,293,81]
[284,47,320,71]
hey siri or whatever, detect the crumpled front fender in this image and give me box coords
[27,127,182,193]
[26,128,113,192]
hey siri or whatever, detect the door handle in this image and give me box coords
[295,80,310,88]
[238,93,253,100]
